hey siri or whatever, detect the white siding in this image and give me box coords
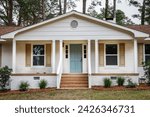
[15,17,133,40]
[138,67,144,77]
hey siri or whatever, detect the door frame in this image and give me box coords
[70,44,82,73]
[63,41,88,73]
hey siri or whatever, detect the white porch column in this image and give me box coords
[52,40,56,73]
[95,40,98,73]
[59,40,63,70]
[88,40,91,74]
[59,40,63,60]
[134,39,138,73]
[12,39,16,73]
[88,40,91,88]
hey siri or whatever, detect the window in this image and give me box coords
[65,45,68,58]
[145,44,150,63]
[84,45,87,58]
[33,45,45,66]
[106,44,118,65]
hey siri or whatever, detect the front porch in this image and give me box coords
[8,39,140,90]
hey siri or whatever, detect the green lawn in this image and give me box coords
[0,89,150,100]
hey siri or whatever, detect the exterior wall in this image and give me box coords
[1,41,12,68]
[98,40,135,73]
[56,41,60,72]
[11,75,57,90]
[138,67,144,78]
[91,75,139,86]
[15,17,133,41]
[137,40,150,78]
[91,41,95,73]
[16,41,54,73]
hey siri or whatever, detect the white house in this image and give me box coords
[0,11,150,90]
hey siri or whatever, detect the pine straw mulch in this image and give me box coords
[92,84,150,91]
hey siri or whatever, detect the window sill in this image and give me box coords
[105,66,119,69]
[31,66,46,68]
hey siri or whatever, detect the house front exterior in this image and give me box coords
[0,11,149,90]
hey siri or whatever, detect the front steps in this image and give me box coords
[60,74,88,89]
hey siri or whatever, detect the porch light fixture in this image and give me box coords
[71,20,78,28]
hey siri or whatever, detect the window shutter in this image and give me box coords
[99,43,104,66]
[138,43,143,67]
[46,44,51,67]
[25,44,31,67]
[119,43,125,66]
[0,44,2,67]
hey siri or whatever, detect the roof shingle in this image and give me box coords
[127,25,150,35]
[0,26,22,36]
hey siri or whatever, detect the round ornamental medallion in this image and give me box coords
[70,20,78,28]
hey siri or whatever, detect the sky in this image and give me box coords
[73,0,141,24]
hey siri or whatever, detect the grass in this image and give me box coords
[0,89,150,100]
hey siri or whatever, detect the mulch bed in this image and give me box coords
[92,85,150,91]
[0,85,150,95]
[0,88,56,96]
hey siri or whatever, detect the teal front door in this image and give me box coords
[70,44,82,73]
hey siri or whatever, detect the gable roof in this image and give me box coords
[0,11,149,39]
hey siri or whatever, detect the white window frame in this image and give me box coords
[104,44,119,67]
[144,44,150,62]
[31,44,46,67]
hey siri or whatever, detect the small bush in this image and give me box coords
[126,79,136,88]
[117,77,125,86]
[103,78,112,88]
[0,66,12,91]
[19,81,30,91]
[39,79,47,89]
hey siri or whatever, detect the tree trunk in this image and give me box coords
[105,0,109,19]
[83,0,86,14]
[17,11,22,26]
[141,0,145,25]
[113,0,116,19]
[8,0,13,25]
[59,0,62,15]
[41,0,45,20]
[64,0,67,14]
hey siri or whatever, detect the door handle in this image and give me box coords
[80,58,82,62]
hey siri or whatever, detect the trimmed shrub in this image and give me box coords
[0,66,12,91]
[117,77,125,86]
[103,78,112,88]
[39,79,48,89]
[19,81,30,91]
[126,79,136,88]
